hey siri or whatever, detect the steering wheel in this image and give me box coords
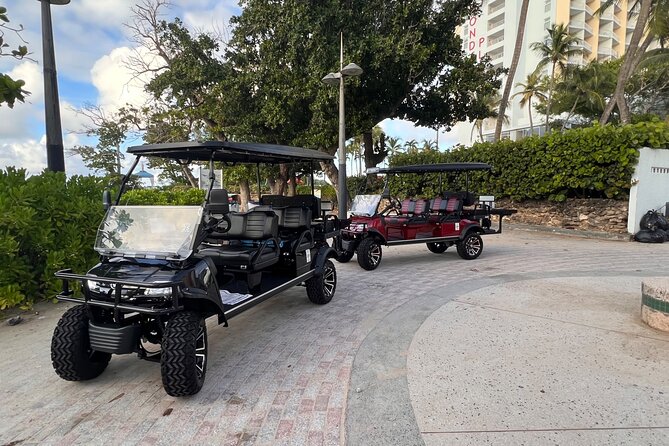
[391,197,402,212]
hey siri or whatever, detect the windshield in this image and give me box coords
[94,206,203,259]
[349,195,381,217]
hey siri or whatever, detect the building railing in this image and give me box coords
[488,2,504,15]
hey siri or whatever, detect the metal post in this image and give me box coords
[40,0,66,172]
[337,70,347,219]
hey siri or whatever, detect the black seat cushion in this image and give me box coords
[199,242,279,270]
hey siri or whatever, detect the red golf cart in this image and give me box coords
[336,163,517,270]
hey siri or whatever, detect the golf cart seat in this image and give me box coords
[273,206,314,253]
[407,199,429,224]
[385,198,415,225]
[199,210,280,271]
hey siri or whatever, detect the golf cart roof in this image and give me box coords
[367,163,492,175]
[127,141,334,164]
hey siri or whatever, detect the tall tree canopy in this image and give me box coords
[0,6,31,108]
[222,0,504,152]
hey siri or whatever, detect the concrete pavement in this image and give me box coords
[1,228,668,445]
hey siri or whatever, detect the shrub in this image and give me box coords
[0,168,106,310]
[122,187,205,205]
[389,121,669,201]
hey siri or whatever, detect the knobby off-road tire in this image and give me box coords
[357,237,382,270]
[335,250,354,263]
[426,242,448,254]
[306,259,337,304]
[456,232,483,260]
[161,311,208,397]
[51,305,111,381]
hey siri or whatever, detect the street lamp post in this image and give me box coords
[40,0,70,173]
[322,33,362,220]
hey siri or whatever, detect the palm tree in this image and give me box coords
[404,139,419,153]
[530,23,582,133]
[421,139,437,151]
[495,0,530,142]
[471,92,507,142]
[512,72,547,135]
[599,0,668,124]
[386,136,403,156]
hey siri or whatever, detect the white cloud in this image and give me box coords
[379,119,460,150]
[90,46,152,110]
[0,62,43,140]
[0,133,89,177]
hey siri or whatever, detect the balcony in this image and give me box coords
[488,17,505,32]
[569,20,591,38]
[487,34,505,48]
[575,40,593,54]
[488,2,504,16]
[487,47,504,61]
[613,15,621,29]
[598,48,618,60]
[489,0,504,8]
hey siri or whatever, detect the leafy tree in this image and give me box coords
[0,6,31,108]
[219,0,505,198]
[495,0,530,142]
[512,72,547,135]
[470,92,506,142]
[598,0,669,124]
[547,61,618,126]
[530,23,582,133]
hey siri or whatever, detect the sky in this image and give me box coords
[0,0,459,177]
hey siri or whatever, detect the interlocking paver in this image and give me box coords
[1,228,668,445]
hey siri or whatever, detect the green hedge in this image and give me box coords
[122,187,205,205]
[389,121,669,201]
[0,168,106,310]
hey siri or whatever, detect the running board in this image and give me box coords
[224,270,316,319]
[386,236,459,247]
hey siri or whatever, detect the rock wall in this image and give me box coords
[496,198,629,234]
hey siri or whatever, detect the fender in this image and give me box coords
[459,221,484,240]
[181,257,228,325]
[312,246,337,276]
[364,228,387,245]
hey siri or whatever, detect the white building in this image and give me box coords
[455,0,639,144]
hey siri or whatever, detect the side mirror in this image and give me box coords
[103,189,112,211]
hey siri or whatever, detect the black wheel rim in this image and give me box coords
[368,243,381,265]
[195,325,206,379]
[323,265,336,297]
[465,236,481,257]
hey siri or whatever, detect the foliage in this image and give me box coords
[121,187,205,205]
[388,121,669,201]
[0,169,106,310]
[0,6,31,108]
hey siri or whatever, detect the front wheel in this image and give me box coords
[427,242,448,254]
[306,259,337,304]
[456,232,483,260]
[357,237,382,270]
[51,305,111,381]
[161,312,208,397]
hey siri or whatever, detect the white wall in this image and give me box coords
[627,148,669,233]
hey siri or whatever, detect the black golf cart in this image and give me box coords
[51,141,340,396]
[336,163,517,270]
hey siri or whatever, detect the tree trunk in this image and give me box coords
[599,0,653,124]
[562,97,579,131]
[363,130,386,171]
[239,179,251,212]
[495,0,529,142]
[545,63,556,134]
[320,160,350,210]
[288,168,296,196]
[528,97,534,135]
[181,164,198,188]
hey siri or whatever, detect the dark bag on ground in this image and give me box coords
[640,210,669,231]
[634,228,666,243]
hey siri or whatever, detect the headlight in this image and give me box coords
[143,287,172,297]
[87,280,99,291]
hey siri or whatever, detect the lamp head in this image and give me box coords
[321,72,341,85]
[40,0,71,4]
[341,63,363,77]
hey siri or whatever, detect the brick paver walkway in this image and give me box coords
[1,229,667,445]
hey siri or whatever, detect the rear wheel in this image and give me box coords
[51,305,111,381]
[456,232,483,260]
[335,250,354,263]
[426,242,448,254]
[357,237,382,270]
[306,259,337,304]
[161,311,207,397]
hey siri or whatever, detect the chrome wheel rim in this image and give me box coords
[323,265,336,297]
[195,325,206,379]
[368,243,381,265]
[465,236,481,257]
